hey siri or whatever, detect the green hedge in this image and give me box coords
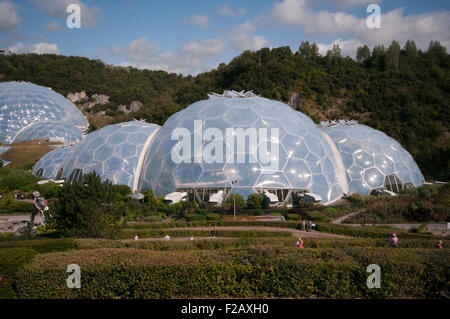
[0,238,75,253]
[0,248,36,298]
[315,222,447,239]
[13,247,449,298]
[74,237,448,251]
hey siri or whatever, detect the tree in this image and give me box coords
[404,40,418,58]
[224,193,245,209]
[51,172,125,238]
[356,45,371,63]
[246,193,264,209]
[386,40,401,70]
[298,41,319,59]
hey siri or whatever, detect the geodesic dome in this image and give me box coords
[139,92,348,204]
[320,123,424,195]
[0,81,88,144]
[61,120,160,191]
[14,121,84,144]
[32,146,72,180]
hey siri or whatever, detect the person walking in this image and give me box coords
[390,233,399,248]
[436,240,443,249]
[308,220,312,232]
[302,220,306,231]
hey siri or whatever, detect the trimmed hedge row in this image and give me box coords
[13,247,450,298]
[118,229,293,239]
[73,237,448,251]
[0,238,75,253]
[315,222,447,239]
[0,248,37,298]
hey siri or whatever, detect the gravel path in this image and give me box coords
[123,226,351,241]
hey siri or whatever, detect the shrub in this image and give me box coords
[185,214,207,222]
[206,213,220,221]
[224,194,245,209]
[0,248,36,298]
[0,168,39,193]
[286,214,302,220]
[246,193,264,209]
[308,210,324,221]
[50,172,125,238]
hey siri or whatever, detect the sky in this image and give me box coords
[1,0,449,75]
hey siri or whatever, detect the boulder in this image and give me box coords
[129,100,143,113]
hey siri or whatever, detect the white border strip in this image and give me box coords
[322,131,349,197]
[133,127,160,192]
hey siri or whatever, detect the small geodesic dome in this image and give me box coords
[0,82,88,144]
[32,146,72,180]
[61,120,160,191]
[14,121,84,144]
[139,91,348,204]
[320,122,424,195]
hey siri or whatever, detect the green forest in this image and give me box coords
[0,40,448,181]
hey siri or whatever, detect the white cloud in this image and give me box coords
[127,37,160,62]
[182,14,210,28]
[229,20,269,51]
[0,1,21,31]
[117,37,228,75]
[44,21,63,32]
[317,0,382,9]
[217,5,246,17]
[270,0,450,51]
[110,45,121,55]
[317,38,363,58]
[7,42,60,54]
[31,0,102,28]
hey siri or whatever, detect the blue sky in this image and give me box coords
[1,0,449,74]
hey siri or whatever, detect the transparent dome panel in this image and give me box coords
[62,120,160,190]
[33,147,72,179]
[321,123,424,194]
[139,95,346,204]
[0,82,88,144]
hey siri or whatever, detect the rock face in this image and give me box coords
[118,105,130,114]
[117,101,143,114]
[67,91,87,103]
[288,93,302,109]
[91,94,110,105]
[129,100,143,113]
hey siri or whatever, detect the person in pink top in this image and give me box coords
[390,233,399,248]
[134,234,139,241]
[436,240,443,249]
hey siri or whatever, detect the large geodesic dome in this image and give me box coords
[320,122,424,195]
[0,82,88,144]
[61,120,160,191]
[139,92,348,204]
[33,146,72,180]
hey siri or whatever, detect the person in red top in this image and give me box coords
[436,240,443,249]
[296,237,304,249]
